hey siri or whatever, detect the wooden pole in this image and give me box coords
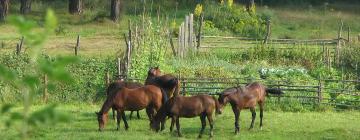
[19,36,24,52]
[263,19,271,44]
[347,26,350,42]
[75,35,80,56]
[105,71,110,95]
[184,15,189,56]
[178,23,182,57]
[16,43,20,55]
[128,20,133,52]
[117,57,121,78]
[189,13,194,49]
[336,20,343,66]
[197,13,203,49]
[317,78,322,103]
[169,31,176,57]
[43,74,48,103]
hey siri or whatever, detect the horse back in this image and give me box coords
[170,95,215,117]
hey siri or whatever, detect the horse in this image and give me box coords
[217,82,284,134]
[96,84,168,131]
[145,67,181,98]
[106,79,143,120]
[150,94,221,138]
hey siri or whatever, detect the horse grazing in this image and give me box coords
[151,94,221,138]
[96,84,167,131]
[106,79,143,120]
[145,67,180,98]
[217,82,284,134]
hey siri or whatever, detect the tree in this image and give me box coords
[69,0,82,14]
[0,0,9,21]
[246,0,255,13]
[110,0,121,22]
[20,0,32,14]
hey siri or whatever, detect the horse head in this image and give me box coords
[95,112,108,131]
[148,66,162,77]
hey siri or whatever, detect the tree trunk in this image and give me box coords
[110,0,121,22]
[0,0,9,22]
[69,0,82,14]
[20,0,32,14]
[246,0,255,12]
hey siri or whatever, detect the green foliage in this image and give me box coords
[0,10,75,139]
[203,3,266,37]
[129,17,170,79]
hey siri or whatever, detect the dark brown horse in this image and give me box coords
[106,79,143,120]
[217,82,283,134]
[96,84,167,131]
[150,94,221,138]
[145,67,180,98]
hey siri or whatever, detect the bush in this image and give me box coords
[203,2,266,37]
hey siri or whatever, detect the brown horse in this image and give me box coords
[106,79,143,120]
[150,94,221,138]
[96,84,167,131]
[145,67,180,98]
[217,82,283,134]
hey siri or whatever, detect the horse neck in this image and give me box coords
[99,97,114,115]
[153,102,168,123]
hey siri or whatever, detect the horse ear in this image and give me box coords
[155,66,159,69]
[95,112,99,115]
[223,92,231,97]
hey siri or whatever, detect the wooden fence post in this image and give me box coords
[43,74,48,103]
[75,35,80,56]
[178,23,182,57]
[263,19,271,44]
[184,15,189,56]
[197,13,203,50]
[16,43,20,55]
[317,78,323,103]
[347,26,350,42]
[169,31,177,57]
[336,21,343,66]
[277,80,281,103]
[19,36,24,52]
[189,13,194,49]
[181,22,185,58]
[117,57,121,78]
[105,71,110,95]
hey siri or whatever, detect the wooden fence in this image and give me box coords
[125,77,360,109]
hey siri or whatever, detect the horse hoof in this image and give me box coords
[198,135,202,138]
[260,127,263,130]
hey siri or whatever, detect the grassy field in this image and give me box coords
[0,104,359,140]
[1,1,359,57]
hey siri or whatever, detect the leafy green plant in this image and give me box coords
[0,10,77,139]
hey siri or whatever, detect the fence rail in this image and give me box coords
[125,77,360,109]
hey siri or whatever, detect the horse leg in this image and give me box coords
[175,116,182,137]
[129,111,133,120]
[198,113,207,138]
[207,113,214,138]
[232,106,240,134]
[121,111,129,130]
[146,107,154,121]
[116,110,121,131]
[137,111,141,119]
[249,107,256,130]
[112,107,116,121]
[259,102,264,130]
[170,116,175,132]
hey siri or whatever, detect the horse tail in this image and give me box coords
[265,88,284,95]
[212,96,222,114]
[160,88,168,104]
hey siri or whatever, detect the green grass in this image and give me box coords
[1,104,359,140]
